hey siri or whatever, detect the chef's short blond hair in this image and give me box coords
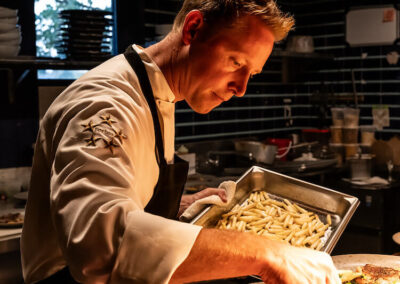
[173,0,294,41]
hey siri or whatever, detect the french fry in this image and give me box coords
[327,214,332,225]
[294,229,308,238]
[285,231,295,243]
[216,191,332,251]
[232,216,237,228]
[293,203,308,214]
[249,216,272,226]
[310,239,320,250]
[283,214,291,228]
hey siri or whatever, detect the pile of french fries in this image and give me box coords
[216,191,331,251]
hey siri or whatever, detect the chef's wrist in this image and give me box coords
[251,236,285,278]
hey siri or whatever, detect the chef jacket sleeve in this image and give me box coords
[49,95,202,284]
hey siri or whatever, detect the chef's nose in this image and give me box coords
[228,74,249,98]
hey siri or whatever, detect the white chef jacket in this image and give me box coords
[21,45,202,284]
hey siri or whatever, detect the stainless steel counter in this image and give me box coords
[0,233,20,254]
[0,202,24,283]
[0,234,23,284]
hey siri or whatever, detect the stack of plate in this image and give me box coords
[0,6,21,58]
[56,9,113,61]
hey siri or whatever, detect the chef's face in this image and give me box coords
[182,14,275,114]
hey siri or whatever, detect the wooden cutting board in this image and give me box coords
[371,140,394,167]
[387,136,400,166]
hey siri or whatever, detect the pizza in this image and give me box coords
[339,264,400,284]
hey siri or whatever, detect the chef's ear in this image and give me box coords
[182,10,204,45]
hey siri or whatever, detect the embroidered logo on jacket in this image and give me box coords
[81,114,127,154]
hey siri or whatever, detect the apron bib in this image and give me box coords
[124,45,188,219]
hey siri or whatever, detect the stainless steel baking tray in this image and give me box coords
[191,166,359,254]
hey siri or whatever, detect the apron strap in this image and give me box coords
[123,46,167,166]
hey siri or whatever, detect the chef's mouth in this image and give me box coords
[213,92,226,102]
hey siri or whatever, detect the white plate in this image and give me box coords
[0,23,18,33]
[333,254,400,270]
[0,32,19,42]
[0,44,19,57]
[0,25,19,38]
[0,16,17,25]
[0,38,20,46]
[13,191,28,201]
[0,7,17,18]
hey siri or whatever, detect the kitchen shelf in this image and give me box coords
[0,56,105,70]
[272,50,334,60]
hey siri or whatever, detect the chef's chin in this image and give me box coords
[194,106,215,114]
[196,101,223,114]
[186,92,222,114]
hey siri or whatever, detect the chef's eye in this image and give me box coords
[230,57,241,68]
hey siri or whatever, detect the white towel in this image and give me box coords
[343,176,389,185]
[180,181,236,222]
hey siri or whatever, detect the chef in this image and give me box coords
[21,0,341,283]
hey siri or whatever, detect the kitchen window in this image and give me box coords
[34,0,113,80]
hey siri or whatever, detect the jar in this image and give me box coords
[344,143,359,159]
[343,127,359,144]
[331,108,344,127]
[330,126,343,143]
[360,125,376,145]
[343,108,360,127]
[347,154,374,180]
[360,144,372,154]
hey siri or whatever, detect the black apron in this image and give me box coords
[124,46,189,218]
[37,46,189,283]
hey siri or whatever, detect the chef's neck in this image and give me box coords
[144,31,186,102]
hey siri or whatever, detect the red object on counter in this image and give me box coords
[301,129,330,133]
[266,138,291,161]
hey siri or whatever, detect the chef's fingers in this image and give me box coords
[196,187,227,202]
[216,189,227,202]
[326,271,341,284]
[324,255,341,284]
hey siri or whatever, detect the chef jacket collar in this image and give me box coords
[132,44,175,104]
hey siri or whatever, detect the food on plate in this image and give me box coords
[216,190,331,250]
[0,212,23,224]
[339,264,400,283]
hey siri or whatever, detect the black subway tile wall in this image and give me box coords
[145,0,400,143]
[278,0,400,140]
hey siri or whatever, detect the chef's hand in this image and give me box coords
[178,188,227,217]
[171,229,340,284]
[259,242,341,284]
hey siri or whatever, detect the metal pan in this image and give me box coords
[234,141,277,165]
[191,166,359,254]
